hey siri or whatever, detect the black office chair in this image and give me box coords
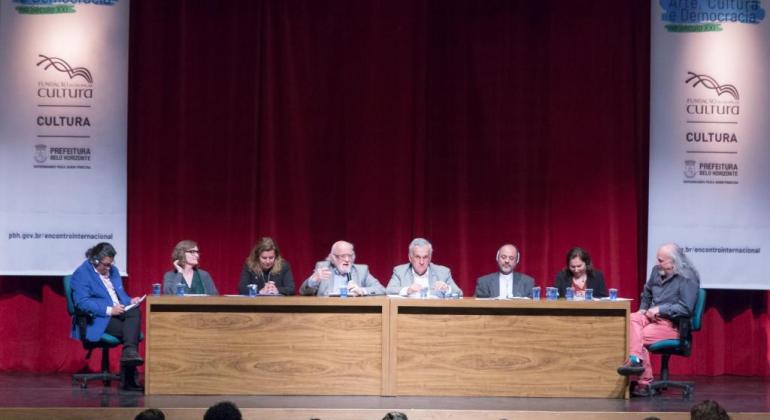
[645,288,706,399]
[64,275,122,388]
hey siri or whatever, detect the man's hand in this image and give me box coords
[313,267,331,282]
[433,281,450,292]
[347,282,364,296]
[645,306,661,320]
[111,304,125,315]
[407,283,423,294]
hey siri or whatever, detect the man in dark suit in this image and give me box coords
[70,242,144,390]
[475,244,535,298]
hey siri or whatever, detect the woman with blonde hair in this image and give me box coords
[238,237,295,295]
[162,240,218,295]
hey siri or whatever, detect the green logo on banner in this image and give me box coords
[15,5,75,14]
[13,0,119,15]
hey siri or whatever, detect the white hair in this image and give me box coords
[408,238,432,258]
[663,243,699,281]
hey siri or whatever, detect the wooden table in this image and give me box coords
[388,298,630,398]
[145,296,629,398]
[145,296,389,395]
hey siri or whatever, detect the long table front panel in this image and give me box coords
[145,296,629,398]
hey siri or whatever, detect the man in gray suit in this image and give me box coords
[300,240,385,296]
[475,244,535,298]
[386,238,461,297]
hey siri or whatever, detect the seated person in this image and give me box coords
[238,237,295,295]
[475,243,534,298]
[617,243,699,397]
[554,247,608,299]
[162,240,218,295]
[300,240,385,296]
[386,237,461,297]
[70,242,143,390]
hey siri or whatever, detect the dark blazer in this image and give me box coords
[238,261,295,295]
[162,268,219,295]
[554,270,608,298]
[475,271,535,298]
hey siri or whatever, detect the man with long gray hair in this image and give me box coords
[617,243,700,396]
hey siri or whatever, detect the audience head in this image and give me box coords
[204,401,242,420]
[383,412,409,420]
[172,239,200,269]
[690,399,729,420]
[86,242,117,276]
[247,237,284,273]
[134,408,165,420]
[564,247,594,277]
[495,244,520,274]
[328,240,355,274]
[408,238,433,275]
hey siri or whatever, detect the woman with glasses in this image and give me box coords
[162,240,219,295]
[553,247,608,299]
[238,237,295,295]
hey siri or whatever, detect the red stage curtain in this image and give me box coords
[0,0,767,376]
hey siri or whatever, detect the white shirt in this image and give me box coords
[498,272,513,299]
[95,267,120,315]
[331,270,349,295]
[401,268,430,297]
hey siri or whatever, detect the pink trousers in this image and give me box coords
[628,311,679,385]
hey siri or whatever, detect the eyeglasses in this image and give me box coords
[499,255,517,262]
[333,253,354,260]
[185,249,200,255]
[97,260,113,267]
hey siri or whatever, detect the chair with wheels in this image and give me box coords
[645,288,706,399]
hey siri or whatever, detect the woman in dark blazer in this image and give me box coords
[162,240,219,295]
[554,247,608,299]
[238,237,295,295]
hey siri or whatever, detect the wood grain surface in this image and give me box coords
[145,296,629,398]
[391,300,628,398]
[146,297,386,395]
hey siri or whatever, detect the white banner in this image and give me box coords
[0,0,129,275]
[649,0,769,289]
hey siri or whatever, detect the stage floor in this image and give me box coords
[0,373,768,420]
